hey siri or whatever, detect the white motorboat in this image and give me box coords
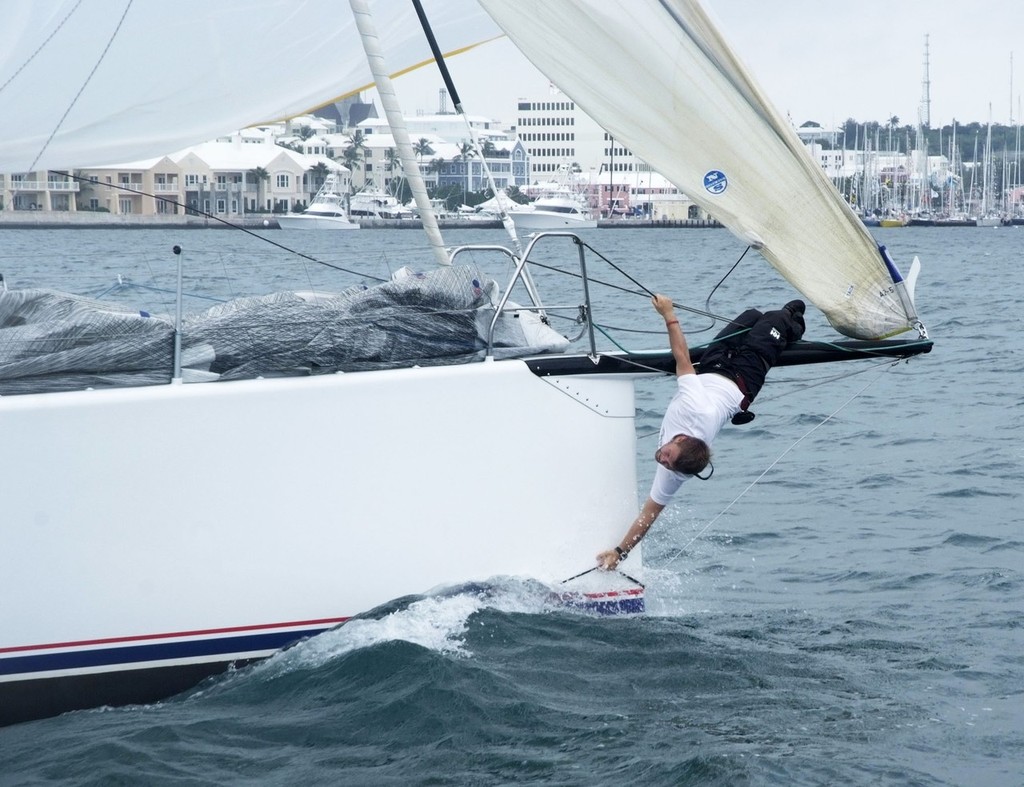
[276,173,359,230]
[349,188,416,220]
[509,189,598,230]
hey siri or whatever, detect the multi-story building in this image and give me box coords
[0,171,80,213]
[515,91,650,182]
[2,133,348,220]
[351,114,528,195]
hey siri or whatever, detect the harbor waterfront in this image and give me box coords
[0,225,1020,785]
[0,212,723,230]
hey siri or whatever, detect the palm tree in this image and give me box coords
[383,148,402,195]
[341,130,366,186]
[456,142,475,201]
[248,166,269,212]
[888,115,900,154]
[413,137,434,163]
[340,145,363,178]
[307,162,330,199]
[427,157,446,191]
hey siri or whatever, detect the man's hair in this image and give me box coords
[671,436,711,475]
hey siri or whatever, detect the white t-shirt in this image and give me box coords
[649,373,743,505]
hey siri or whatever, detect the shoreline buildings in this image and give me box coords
[2,86,1015,225]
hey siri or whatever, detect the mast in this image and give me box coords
[949,120,957,216]
[970,131,979,216]
[916,35,931,215]
[983,104,993,216]
[921,34,931,127]
[349,0,449,267]
[409,0,525,259]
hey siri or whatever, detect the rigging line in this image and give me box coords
[577,237,754,319]
[659,363,895,569]
[558,566,644,588]
[0,0,84,96]
[97,281,226,303]
[525,258,733,326]
[575,239,655,297]
[51,171,389,282]
[28,1,133,173]
[704,245,752,314]
[753,357,906,405]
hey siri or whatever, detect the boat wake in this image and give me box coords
[188,575,642,700]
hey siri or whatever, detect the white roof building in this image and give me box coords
[71,134,348,218]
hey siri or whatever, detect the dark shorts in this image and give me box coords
[697,307,804,404]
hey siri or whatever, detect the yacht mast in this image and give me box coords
[349,0,449,267]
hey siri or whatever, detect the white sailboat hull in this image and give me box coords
[0,360,640,724]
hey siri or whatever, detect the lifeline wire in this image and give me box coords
[527,238,747,327]
[659,362,896,568]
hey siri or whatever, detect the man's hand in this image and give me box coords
[652,293,675,319]
[596,549,621,571]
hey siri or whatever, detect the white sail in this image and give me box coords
[478,0,920,339]
[0,0,499,172]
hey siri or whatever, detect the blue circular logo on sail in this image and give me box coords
[703,170,728,195]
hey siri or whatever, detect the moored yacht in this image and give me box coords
[276,173,359,230]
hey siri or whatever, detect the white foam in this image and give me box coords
[258,578,555,677]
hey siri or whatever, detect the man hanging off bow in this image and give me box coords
[597,293,806,570]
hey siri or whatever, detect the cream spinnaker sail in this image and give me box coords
[479,0,922,339]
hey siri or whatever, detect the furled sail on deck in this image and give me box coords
[0,0,500,172]
[479,0,919,340]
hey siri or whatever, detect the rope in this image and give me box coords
[528,239,747,328]
[559,566,645,588]
[659,362,896,568]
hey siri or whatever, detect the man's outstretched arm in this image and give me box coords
[596,496,665,570]
[652,294,695,377]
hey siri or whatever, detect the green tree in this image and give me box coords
[887,115,900,153]
[455,141,475,201]
[384,148,402,196]
[427,157,446,189]
[307,162,330,198]
[341,130,366,183]
[413,137,434,162]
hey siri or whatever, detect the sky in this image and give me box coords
[388,1,1024,130]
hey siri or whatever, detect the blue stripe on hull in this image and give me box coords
[0,626,338,727]
[1,627,330,678]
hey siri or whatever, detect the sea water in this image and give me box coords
[0,226,1020,786]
